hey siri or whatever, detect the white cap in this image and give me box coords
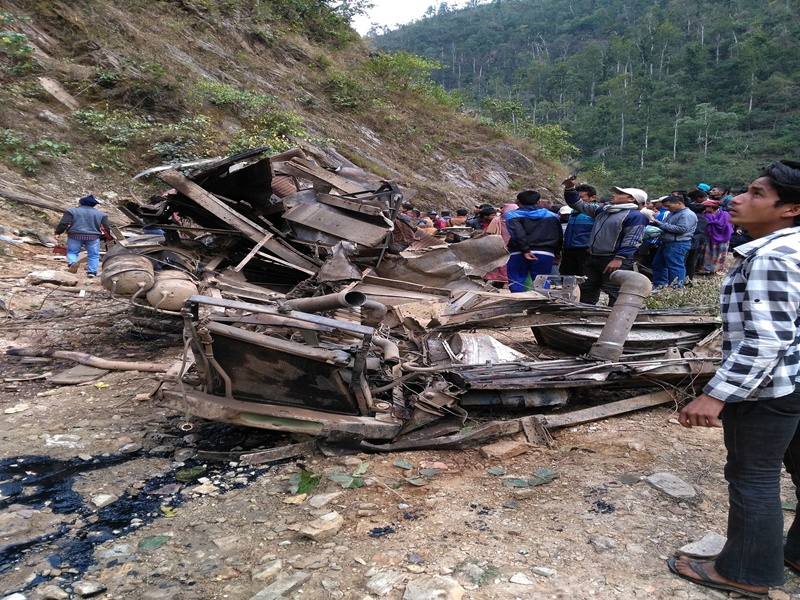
[612,186,647,204]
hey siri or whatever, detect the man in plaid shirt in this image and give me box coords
[668,160,800,598]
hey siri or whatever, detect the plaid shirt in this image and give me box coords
[704,226,800,402]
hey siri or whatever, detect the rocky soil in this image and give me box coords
[2,240,800,600]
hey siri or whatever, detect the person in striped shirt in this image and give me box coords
[669,160,800,598]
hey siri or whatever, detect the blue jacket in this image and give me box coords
[563,211,594,250]
[54,205,111,238]
[505,206,563,254]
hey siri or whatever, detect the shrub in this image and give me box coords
[75,109,156,145]
[0,128,72,174]
[325,72,367,112]
[0,12,36,75]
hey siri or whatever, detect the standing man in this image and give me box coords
[505,190,562,293]
[669,160,800,598]
[563,177,648,306]
[560,184,597,276]
[649,195,697,288]
[54,194,112,277]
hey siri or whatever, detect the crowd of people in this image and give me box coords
[399,179,750,304]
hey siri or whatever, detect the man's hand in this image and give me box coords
[603,258,623,273]
[561,174,578,187]
[678,393,724,428]
[523,251,538,261]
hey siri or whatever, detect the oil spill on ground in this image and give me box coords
[0,449,275,593]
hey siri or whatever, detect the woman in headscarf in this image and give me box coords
[483,203,517,287]
[698,199,734,274]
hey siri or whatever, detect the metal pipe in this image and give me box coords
[282,291,367,313]
[361,299,388,325]
[372,335,400,364]
[587,270,652,361]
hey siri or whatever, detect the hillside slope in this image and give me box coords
[0,0,560,240]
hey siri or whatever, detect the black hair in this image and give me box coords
[662,195,685,205]
[686,190,707,201]
[762,160,800,206]
[456,208,468,216]
[516,190,541,206]
[479,206,497,217]
[574,184,597,196]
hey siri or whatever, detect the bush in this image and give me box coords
[0,12,36,75]
[0,128,72,174]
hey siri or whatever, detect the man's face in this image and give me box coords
[610,191,635,205]
[664,201,684,213]
[578,191,595,202]
[728,176,800,232]
[710,187,723,198]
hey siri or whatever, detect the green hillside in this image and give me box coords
[372,0,800,191]
[0,0,561,227]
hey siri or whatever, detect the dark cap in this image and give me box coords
[79,194,101,206]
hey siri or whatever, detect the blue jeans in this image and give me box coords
[507,252,554,293]
[652,240,690,287]
[66,237,101,273]
[715,390,800,586]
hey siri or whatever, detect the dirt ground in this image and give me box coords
[2,241,800,600]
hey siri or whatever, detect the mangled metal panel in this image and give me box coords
[282,202,390,247]
[376,234,508,289]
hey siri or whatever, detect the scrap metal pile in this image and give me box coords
[108,147,721,450]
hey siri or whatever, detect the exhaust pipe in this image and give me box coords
[587,270,651,361]
[282,291,367,313]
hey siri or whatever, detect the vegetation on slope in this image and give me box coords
[373,0,800,192]
[0,0,561,212]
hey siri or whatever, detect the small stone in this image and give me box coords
[479,440,533,459]
[39,586,70,600]
[643,472,697,499]
[678,532,727,558]
[192,482,219,495]
[249,571,311,600]
[72,580,107,597]
[308,492,343,508]
[252,559,282,582]
[212,535,241,553]
[365,570,406,596]
[509,573,535,585]
[90,493,118,509]
[531,566,556,577]
[298,511,344,541]
[589,536,616,553]
[402,575,464,600]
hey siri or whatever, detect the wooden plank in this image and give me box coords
[538,390,676,429]
[158,169,319,272]
[38,76,80,111]
[316,193,385,216]
[281,158,368,195]
[233,233,273,272]
[283,202,389,247]
[239,441,318,465]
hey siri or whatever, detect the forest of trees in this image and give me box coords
[371,0,800,191]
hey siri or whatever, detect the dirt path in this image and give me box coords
[2,250,800,600]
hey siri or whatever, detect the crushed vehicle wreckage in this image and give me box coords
[100,147,721,451]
